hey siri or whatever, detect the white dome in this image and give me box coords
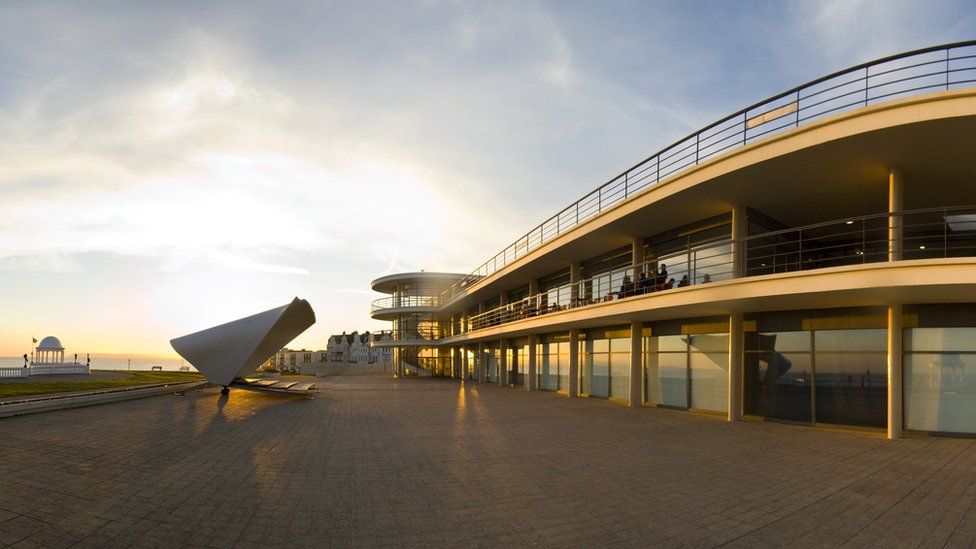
[36,336,64,351]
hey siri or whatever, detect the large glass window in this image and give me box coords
[508,340,528,387]
[645,337,688,407]
[744,310,887,428]
[905,327,976,433]
[579,327,630,400]
[744,332,813,423]
[644,324,728,412]
[484,345,498,383]
[689,334,729,412]
[537,334,570,393]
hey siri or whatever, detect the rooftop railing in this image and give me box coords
[441,40,976,303]
[467,206,976,333]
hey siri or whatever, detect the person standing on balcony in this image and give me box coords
[656,264,668,290]
[637,271,652,294]
[618,274,634,298]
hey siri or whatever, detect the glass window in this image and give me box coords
[646,335,686,353]
[609,350,630,400]
[814,329,887,352]
[813,352,887,427]
[744,352,813,422]
[905,353,976,433]
[752,331,811,353]
[690,350,729,412]
[905,328,976,352]
[645,351,688,408]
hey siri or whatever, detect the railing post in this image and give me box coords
[944,208,949,257]
[864,66,869,106]
[743,112,747,145]
[795,89,800,127]
[695,133,700,164]
[798,228,803,270]
[862,219,867,263]
[946,48,951,91]
[624,172,629,199]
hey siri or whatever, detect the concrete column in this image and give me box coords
[888,304,903,439]
[728,311,744,421]
[629,320,643,408]
[499,339,508,386]
[527,334,538,391]
[570,262,581,304]
[453,347,462,379]
[889,168,903,262]
[476,342,485,382]
[528,278,539,295]
[568,328,580,397]
[731,206,747,278]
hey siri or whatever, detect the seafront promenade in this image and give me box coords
[1,375,976,547]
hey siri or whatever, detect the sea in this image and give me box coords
[0,356,197,372]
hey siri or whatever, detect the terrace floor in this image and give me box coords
[1,375,975,548]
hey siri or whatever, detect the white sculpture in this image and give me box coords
[170,297,316,393]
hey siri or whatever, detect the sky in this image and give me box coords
[0,0,973,356]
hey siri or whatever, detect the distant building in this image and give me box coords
[263,348,327,373]
[327,331,392,364]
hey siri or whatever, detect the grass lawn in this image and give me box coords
[0,371,205,399]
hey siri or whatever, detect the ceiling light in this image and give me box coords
[845,220,854,225]
[919,245,926,250]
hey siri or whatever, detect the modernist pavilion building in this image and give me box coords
[371,42,976,438]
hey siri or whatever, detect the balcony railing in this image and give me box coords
[467,206,976,332]
[441,40,976,303]
[370,294,442,313]
[368,329,445,345]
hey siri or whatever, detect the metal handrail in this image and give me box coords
[466,206,976,333]
[371,294,443,312]
[440,40,976,303]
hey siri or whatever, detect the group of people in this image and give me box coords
[617,263,696,299]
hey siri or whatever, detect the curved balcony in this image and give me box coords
[368,329,442,347]
[467,206,976,332]
[370,294,443,319]
[440,40,976,303]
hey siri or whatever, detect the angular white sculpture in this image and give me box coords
[170,297,316,390]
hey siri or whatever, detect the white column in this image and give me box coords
[568,328,579,397]
[629,320,643,408]
[888,304,903,439]
[527,334,538,391]
[889,169,903,262]
[728,311,744,421]
[731,206,747,278]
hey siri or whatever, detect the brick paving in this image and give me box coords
[1,375,976,548]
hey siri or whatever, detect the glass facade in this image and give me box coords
[644,319,728,412]
[579,326,630,400]
[508,339,528,387]
[744,309,887,428]
[484,344,499,383]
[537,333,570,392]
[904,305,976,434]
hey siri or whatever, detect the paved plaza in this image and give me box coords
[2,375,976,547]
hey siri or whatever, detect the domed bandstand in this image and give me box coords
[34,336,65,365]
[0,336,91,378]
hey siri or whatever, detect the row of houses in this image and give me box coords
[263,331,393,371]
